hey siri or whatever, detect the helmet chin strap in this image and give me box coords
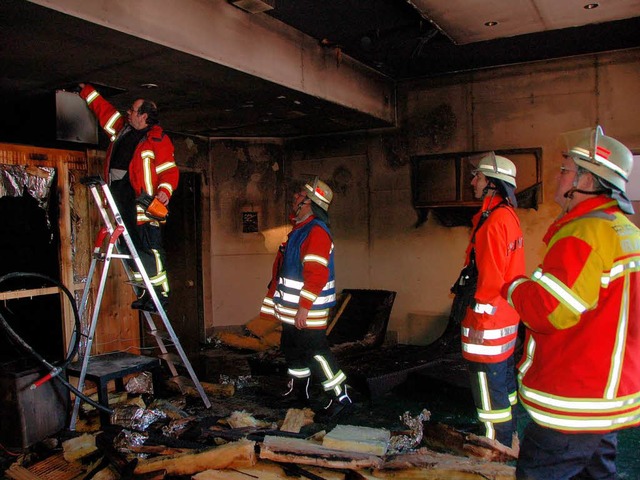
[294,198,312,223]
[559,170,607,215]
[481,186,497,217]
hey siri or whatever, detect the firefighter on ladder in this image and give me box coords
[79,83,179,312]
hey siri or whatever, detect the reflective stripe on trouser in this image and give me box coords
[468,355,517,447]
[313,354,347,397]
[132,248,169,295]
[133,223,169,296]
[280,323,347,398]
[516,422,617,480]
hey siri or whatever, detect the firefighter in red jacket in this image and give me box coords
[456,153,525,448]
[503,126,640,480]
[260,177,352,417]
[79,83,179,311]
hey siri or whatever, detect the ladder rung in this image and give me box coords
[158,352,184,367]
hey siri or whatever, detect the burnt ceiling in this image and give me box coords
[0,0,639,142]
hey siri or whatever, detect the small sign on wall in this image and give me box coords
[626,154,640,201]
[242,211,259,233]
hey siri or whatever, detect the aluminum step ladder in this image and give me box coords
[69,176,210,430]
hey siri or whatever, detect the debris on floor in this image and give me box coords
[2,371,516,479]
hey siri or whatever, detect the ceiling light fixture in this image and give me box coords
[140,83,158,89]
[484,21,498,27]
[584,3,599,9]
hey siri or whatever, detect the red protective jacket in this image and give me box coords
[80,84,179,223]
[260,215,334,327]
[461,195,525,363]
[504,196,640,433]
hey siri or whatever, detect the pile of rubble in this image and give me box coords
[3,372,517,480]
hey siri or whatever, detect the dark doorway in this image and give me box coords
[146,171,203,355]
[0,185,63,364]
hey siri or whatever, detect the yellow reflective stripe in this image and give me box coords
[315,354,347,394]
[156,161,176,174]
[85,91,99,104]
[526,404,640,431]
[273,304,329,326]
[300,289,317,302]
[303,254,328,266]
[606,277,629,399]
[478,408,512,422]
[105,112,121,136]
[602,256,640,287]
[158,182,173,194]
[141,152,154,195]
[478,372,495,439]
[521,385,640,412]
[518,336,535,384]
[509,391,518,406]
[506,276,527,307]
[532,269,589,314]
[288,368,311,378]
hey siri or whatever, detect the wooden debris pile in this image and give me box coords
[4,401,517,480]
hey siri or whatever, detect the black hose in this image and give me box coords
[0,272,112,414]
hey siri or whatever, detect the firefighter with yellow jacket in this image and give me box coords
[503,126,640,479]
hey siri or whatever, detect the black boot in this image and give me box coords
[131,290,150,310]
[321,384,353,418]
[282,377,310,406]
[131,289,168,312]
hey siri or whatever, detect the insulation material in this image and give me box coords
[0,164,55,217]
[322,424,390,456]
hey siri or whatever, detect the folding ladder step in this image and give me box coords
[157,352,184,367]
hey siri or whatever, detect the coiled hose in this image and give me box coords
[0,272,112,414]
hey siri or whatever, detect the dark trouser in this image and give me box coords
[517,422,617,480]
[110,179,169,296]
[280,323,346,397]
[468,355,517,447]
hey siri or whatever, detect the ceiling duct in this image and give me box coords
[230,0,275,14]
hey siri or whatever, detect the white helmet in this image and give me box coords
[473,152,517,188]
[561,125,633,193]
[304,177,333,212]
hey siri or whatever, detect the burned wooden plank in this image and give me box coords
[422,422,518,462]
[377,446,516,479]
[260,435,384,470]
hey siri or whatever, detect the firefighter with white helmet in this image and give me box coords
[449,151,525,448]
[260,176,352,417]
[503,126,640,479]
[557,125,634,214]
